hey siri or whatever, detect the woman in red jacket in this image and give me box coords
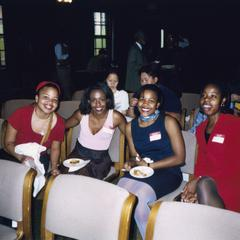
[182,82,240,212]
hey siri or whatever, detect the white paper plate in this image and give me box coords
[63,158,84,168]
[130,166,154,179]
[63,158,91,172]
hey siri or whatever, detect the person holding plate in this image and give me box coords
[118,84,185,238]
[65,82,126,180]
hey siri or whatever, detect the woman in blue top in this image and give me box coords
[118,84,185,238]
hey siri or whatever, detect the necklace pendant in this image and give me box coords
[40,130,45,136]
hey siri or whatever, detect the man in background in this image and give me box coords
[125,31,147,92]
[54,40,71,100]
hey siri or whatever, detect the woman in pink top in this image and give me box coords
[65,83,126,179]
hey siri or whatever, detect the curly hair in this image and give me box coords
[79,82,114,114]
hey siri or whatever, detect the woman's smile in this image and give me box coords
[90,89,107,115]
[138,90,160,117]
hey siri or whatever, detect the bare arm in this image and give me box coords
[125,121,138,157]
[165,111,181,126]
[113,110,127,135]
[50,140,61,176]
[126,97,138,118]
[65,110,82,129]
[4,123,30,162]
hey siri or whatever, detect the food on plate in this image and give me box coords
[133,169,147,177]
[69,159,80,164]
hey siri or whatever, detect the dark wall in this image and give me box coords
[1,2,240,100]
[112,4,240,92]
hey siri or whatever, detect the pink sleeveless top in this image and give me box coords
[78,110,115,150]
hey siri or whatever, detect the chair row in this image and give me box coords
[0,95,198,133]
[1,159,240,240]
[0,91,200,120]
[0,159,136,240]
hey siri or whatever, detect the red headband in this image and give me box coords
[35,81,61,94]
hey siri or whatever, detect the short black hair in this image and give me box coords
[105,68,119,77]
[201,81,229,101]
[201,81,231,113]
[134,84,164,117]
[134,31,145,42]
[79,82,114,114]
[138,62,161,79]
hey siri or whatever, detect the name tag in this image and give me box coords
[149,131,161,142]
[102,126,114,135]
[212,134,225,144]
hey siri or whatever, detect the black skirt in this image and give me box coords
[68,141,111,180]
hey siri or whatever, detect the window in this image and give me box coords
[0,5,6,66]
[93,12,108,56]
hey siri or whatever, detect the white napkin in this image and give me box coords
[68,160,91,172]
[15,142,47,197]
[143,157,154,164]
[135,155,154,164]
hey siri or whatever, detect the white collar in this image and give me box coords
[135,42,142,50]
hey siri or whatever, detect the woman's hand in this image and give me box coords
[20,155,34,162]
[181,178,198,203]
[123,160,137,171]
[130,98,138,107]
[123,154,147,170]
[51,168,60,176]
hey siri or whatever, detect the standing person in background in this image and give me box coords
[125,31,147,92]
[54,40,71,100]
[105,69,129,115]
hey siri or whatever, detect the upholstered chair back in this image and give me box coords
[41,175,136,240]
[146,201,240,240]
[0,159,36,240]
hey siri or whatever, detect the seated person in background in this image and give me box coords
[118,84,185,238]
[105,69,129,115]
[65,82,126,180]
[189,109,207,134]
[182,82,240,212]
[0,81,65,176]
[87,48,110,73]
[229,81,240,117]
[127,63,182,123]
